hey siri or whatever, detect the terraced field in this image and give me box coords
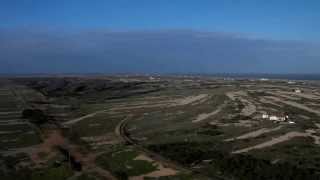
[1,76,320,180]
[0,81,41,152]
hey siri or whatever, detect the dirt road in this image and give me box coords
[63,110,107,125]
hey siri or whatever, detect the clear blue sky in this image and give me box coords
[1,0,319,41]
[0,0,319,74]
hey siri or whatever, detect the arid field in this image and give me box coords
[1,76,320,180]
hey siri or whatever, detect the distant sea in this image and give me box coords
[1,73,320,81]
[195,73,320,81]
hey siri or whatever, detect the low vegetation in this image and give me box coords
[2,76,320,180]
[96,148,158,179]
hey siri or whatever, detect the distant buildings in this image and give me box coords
[262,113,290,123]
[259,78,269,81]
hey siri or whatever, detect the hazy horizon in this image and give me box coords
[1,1,319,74]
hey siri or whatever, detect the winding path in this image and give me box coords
[115,116,188,172]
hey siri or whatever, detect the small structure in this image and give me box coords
[269,116,279,121]
[293,88,302,93]
[269,116,286,122]
[262,113,290,122]
[262,114,269,119]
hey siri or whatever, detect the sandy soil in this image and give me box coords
[299,115,311,120]
[210,120,258,128]
[232,131,309,154]
[48,104,71,109]
[0,146,38,156]
[0,121,27,125]
[30,130,67,164]
[0,111,20,115]
[232,128,320,154]
[111,103,170,111]
[310,134,320,145]
[63,110,107,125]
[89,166,116,180]
[173,94,208,106]
[0,130,22,134]
[241,101,256,116]
[192,103,226,123]
[26,129,117,179]
[259,98,282,107]
[112,94,208,111]
[266,96,320,116]
[221,120,259,128]
[226,91,240,101]
[281,91,320,100]
[191,96,210,105]
[226,91,256,116]
[130,154,178,180]
[268,91,301,101]
[225,126,282,141]
[81,133,119,148]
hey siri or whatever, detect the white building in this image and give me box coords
[269,116,278,121]
[269,116,286,121]
[262,113,289,122]
[294,89,302,93]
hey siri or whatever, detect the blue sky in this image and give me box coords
[0,0,319,74]
[1,0,319,41]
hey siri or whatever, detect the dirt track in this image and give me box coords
[63,110,108,125]
[225,126,283,142]
[232,131,309,154]
[115,116,192,179]
[192,102,226,123]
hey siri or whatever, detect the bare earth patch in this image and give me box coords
[111,103,170,111]
[232,128,320,154]
[0,130,22,134]
[0,111,21,115]
[110,94,208,111]
[81,133,119,148]
[225,126,282,142]
[226,91,256,116]
[280,91,320,100]
[173,94,208,106]
[29,130,67,164]
[63,110,107,125]
[265,96,320,116]
[259,98,282,107]
[268,91,301,101]
[232,131,309,154]
[192,102,226,123]
[130,154,178,180]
